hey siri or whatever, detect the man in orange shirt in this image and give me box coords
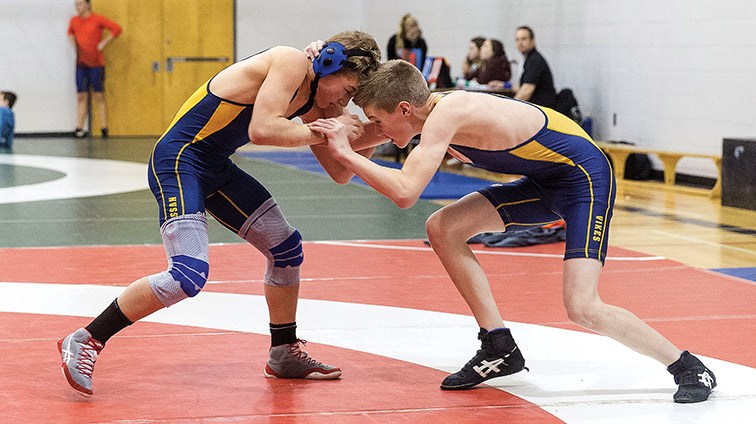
[68,0,122,138]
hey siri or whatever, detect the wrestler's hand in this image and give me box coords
[304,40,325,60]
[307,118,352,158]
[334,113,365,141]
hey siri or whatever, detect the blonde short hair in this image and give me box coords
[326,30,382,78]
[353,60,430,112]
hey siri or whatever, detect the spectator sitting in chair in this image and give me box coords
[513,26,556,108]
[461,36,485,81]
[470,38,512,90]
[0,91,17,153]
[387,13,428,68]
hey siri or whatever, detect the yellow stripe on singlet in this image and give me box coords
[193,101,246,142]
[576,164,595,258]
[216,190,250,220]
[541,105,615,259]
[598,169,613,260]
[494,198,541,209]
[174,98,246,214]
[168,84,210,137]
[509,140,576,166]
[541,106,593,141]
[508,105,596,166]
[151,80,247,219]
[150,83,210,219]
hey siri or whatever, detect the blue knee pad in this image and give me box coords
[169,254,210,297]
[270,230,304,269]
[262,228,303,286]
[149,254,209,306]
[148,213,210,307]
[237,198,303,287]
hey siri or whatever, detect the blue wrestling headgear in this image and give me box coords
[312,42,373,78]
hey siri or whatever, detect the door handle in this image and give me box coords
[165,56,230,72]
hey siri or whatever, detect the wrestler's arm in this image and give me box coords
[305,109,387,184]
[247,47,327,147]
[299,40,389,182]
[310,110,455,208]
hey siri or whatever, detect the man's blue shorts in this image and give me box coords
[75,66,105,92]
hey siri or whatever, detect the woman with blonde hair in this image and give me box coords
[387,13,428,68]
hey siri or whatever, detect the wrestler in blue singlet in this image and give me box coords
[147,70,317,231]
[449,95,616,263]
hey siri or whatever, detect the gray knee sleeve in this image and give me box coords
[148,213,210,307]
[238,198,303,287]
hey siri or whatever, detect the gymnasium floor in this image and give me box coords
[1,137,754,423]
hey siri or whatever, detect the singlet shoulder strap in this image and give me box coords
[287,76,320,119]
[433,91,455,104]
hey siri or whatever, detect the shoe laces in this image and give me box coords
[675,368,713,388]
[288,339,320,366]
[76,339,103,378]
[675,370,698,386]
[460,343,500,372]
[462,349,487,369]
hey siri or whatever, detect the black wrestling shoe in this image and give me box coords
[441,328,527,390]
[668,350,717,403]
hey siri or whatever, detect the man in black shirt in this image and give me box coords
[514,26,557,108]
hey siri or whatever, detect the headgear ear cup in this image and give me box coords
[313,42,373,78]
[322,47,335,68]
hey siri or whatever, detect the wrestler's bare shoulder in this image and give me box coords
[431,91,545,150]
[211,46,309,103]
[433,91,531,118]
[221,46,307,78]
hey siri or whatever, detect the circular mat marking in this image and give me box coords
[0,155,147,204]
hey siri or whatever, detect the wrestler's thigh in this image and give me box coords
[478,178,563,232]
[204,165,273,233]
[428,191,506,239]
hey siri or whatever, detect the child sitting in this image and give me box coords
[0,91,17,153]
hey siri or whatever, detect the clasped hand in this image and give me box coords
[307,118,352,157]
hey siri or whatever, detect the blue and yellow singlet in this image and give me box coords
[446,94,616,263]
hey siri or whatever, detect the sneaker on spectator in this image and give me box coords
[74,128,87,138]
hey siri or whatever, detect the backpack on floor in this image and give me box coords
[555,88,582,123]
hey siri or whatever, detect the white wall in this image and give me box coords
[2,0,755,177]
[0,1,76,133]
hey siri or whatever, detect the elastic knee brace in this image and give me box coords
[148,213,210,306]
[238,198,303,287]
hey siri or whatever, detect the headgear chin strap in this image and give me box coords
[312,41,373,78]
